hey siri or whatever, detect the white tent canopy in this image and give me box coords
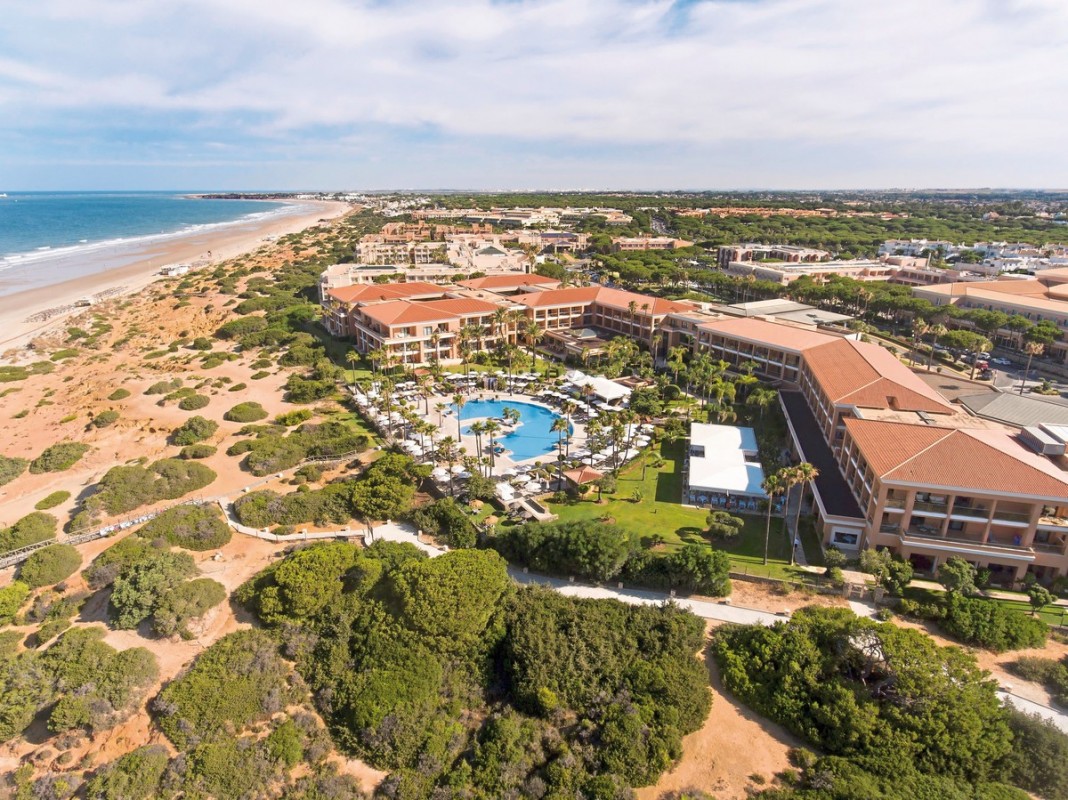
[565,371,632,403]
[687,423,767,498]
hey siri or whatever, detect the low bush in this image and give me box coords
[19,544,82,588]
[1002,708,1068,800]
[178,394,210,411]
[155,629,297,749]
[80,458,217,519]
[228,382,247,392]
[83,745,170,800]
[107,388,131,401]
[30,442,90,473]
[34,490,71,510]
[233,483,354,529]
[190,337,213,351]
[92,410,120,428]
[171,416,219,446]
[0,512,57,552]
[939,593,1049,652]
[0,581,29,623]
[274,409,313,427]
[408,498,478,548]
[110,550,197,629]
[0,455,29,486]
[49,348,79,361]
[83,537,160,590]
[179,444,217,459]
[224,401,268,423]
[138,503,232,551]
[152,578,227,639]
[144,378,182,395]
[1007,656,1068,706]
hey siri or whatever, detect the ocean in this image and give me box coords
[0,192,294,298]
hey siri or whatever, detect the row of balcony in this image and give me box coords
[878,524,1068,558]
[884,497,1033,525]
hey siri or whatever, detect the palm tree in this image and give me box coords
[627,300,638,335]
[746,387,777,419]
[452,393,466,441]
[345,349,360,387]
[926,323,947,372]
[787,462,819,566]
[469,420,485,475]
[492,307,509,352]
[484,419,501,474]
[417,373,433,415]
[428,331,441,365]
[438,435,459,496]
[667,346,687,384]
[522,319,545,373]
[1020,341,1045,395]
[910,319,929,367]
[551,416,570,489]
[762,472,786,566]
[651,332,663,362]
[968,335,993,380]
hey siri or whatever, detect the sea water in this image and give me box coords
[0,192,294,297]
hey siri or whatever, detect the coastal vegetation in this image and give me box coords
[177,393,210,411]
[19,543,82,588]
[30,441,90,473]
[0,511,57,552]
[34,489,71,510]
[712,606,1066,800]
[227,419,370,476]
[0,455,28,486]
[224,400,268,422]
[136,503,232,550]
[91,409,120,428]
[229,540,711,796]
[170,415,219,445]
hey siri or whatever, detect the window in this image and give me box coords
[948,520,964,532]
[832,531,859,547]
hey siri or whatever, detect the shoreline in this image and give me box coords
[0,200,351,354]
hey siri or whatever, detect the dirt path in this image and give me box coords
[637,622,801,800]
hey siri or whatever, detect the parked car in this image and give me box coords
[991,357,1012,366]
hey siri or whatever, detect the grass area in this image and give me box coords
[547,440,807,579]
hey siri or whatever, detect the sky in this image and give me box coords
[1,0,1066,191]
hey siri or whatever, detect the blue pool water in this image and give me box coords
[457,400,570,461]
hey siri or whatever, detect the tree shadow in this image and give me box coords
[676,526,706,544]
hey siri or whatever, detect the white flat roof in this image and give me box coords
[688,423,766,497]
[565,371,632,402]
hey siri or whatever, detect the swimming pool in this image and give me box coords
[457,399,570,461]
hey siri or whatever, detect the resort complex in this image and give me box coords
[320,255,1068,585]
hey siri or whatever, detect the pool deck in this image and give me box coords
[432,391,587,474]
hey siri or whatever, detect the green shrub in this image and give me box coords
[0,581,30,624]
[49,348,79,361]
[178,394,210,411]
[274,409,314,427]
[92,410,120,428]
[940,593,1049,652]
[86,458,217,517]
[190,337,214,351]
[19,544,82,588]
[145,378,182,395]
[216,316,268,340]
[179,444,217,459]
[109,550,197,629]
[34,491,71,510]
[155,629,296,749]
[224,401,268,423]
[0,512,57,552]
[107,388,131,401]
[0,366,29,382]
[30,442,90,473]
[83,745,170,800]
[83,537,159,590]
[251,370,270,380]
[228,382,247,392]
[138,503,231,551]
[1002,709,1068,800]
[152,578,226,639]
[0,455,29,487]
[408,498,478,548]
[171,416,219,446]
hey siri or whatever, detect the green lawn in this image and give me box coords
[547,440,807,579]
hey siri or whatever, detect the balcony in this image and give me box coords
[884,497,907,510]
[1038,515,1068,531]
[912,500,949,516]
[1033,540,1067,555]
[898,529,1036,562]
[991,510,1033,526]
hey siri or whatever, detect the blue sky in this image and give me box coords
[1,0,1066,190]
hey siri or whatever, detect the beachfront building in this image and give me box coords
[321,282,450,339]
[838,418,1068,585]
[686,424,767,511]
[694,317,842,383]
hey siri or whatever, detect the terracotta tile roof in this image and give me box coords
[458,274,560,290]
[359,298,500,327]
[512,287,602,308]
[697,317,838,352]
[564,466,604,485]
[844,418,1068,498]
[805,339,954,414]
[327,281,447,304]
[512,286,696,314]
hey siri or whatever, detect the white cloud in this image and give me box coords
[1,0,1067,186]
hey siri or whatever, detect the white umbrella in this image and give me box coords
[451,464,465,474]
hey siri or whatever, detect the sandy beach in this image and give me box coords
[0,199,350,355]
